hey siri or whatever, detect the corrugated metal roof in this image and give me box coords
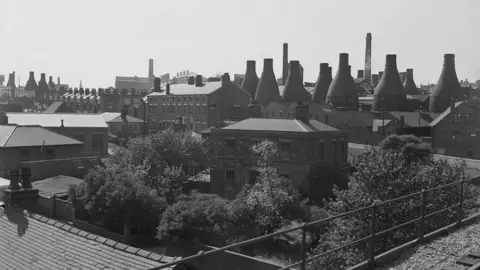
[222,118,338,132]
[0,125,83,147]
[148,82,222,96]
[7,113,108,128]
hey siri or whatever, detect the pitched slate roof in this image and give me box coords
[0,125,83,148]
[429,101,464,127]
[222,118,339,132]
[101,112,144,123]
[0,206,176,270]
[7,113,108,128]
[149,82,222,96]
[42,101,73,113]
[115,76,149,83]
[32,175,84,197]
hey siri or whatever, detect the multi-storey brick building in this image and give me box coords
[147,73,251,133]
[203,101,349,201]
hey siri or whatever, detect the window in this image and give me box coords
[280,142,290,160]
[92,134,104,150]
[466,113,473,124]
[46,147,55,159]
[317,140,324,160]
[225,170,235,189]
[20,150,30,161]
[454,113,462,123]
[452,129,463,141]
[340,138,346,156]
[226,139,236,156]
[332,139,337,158]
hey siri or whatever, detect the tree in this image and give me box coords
[156,191,235,245]
[234,140,303,234]
[379,134,432,163]
[72,166,166,232]
[308,137,478,270]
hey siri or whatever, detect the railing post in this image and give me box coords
[418,189,427,242]
[368,202,377,270]
[458,180,464,227]
[300,223,308,270]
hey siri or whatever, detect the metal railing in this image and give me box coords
[146,179,480,270]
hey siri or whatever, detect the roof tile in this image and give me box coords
[126,246,140,254]
[86,233,98,240]
[114,242,129,251]
[60,224,72,231]
[69,227,80,234]
[148,252,164,261]
[7,112,108,128]
[95,236,108,244]
[136,249,152,258]
[53,221,64,228]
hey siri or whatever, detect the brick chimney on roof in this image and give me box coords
[187,76,195,85]
[247,98,262,118]
[294,101,310,123]
[195,75,203,87]
[221,73,230,87]
[3,167,38,207]
[153,77,161,92]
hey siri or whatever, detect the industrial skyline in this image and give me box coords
[1,0,478,88]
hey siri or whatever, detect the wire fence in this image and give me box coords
[146,179,480,270]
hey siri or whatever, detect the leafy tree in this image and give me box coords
[308,137,478,270]
[234,140,303,234]
[379,134,432,163]
[72,166,166,232]
[156,191,235,245]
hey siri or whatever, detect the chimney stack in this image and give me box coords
[166,83,171,95]
[364,33,372,83]
[57,77,60,85]
[187,76,195,85]
[294,101,310,123]
[372,54,406,111]
[195,75,203,87]
[357,70,364,79]
[429,54,462,113]
[326,53,358,109]
[221,73,230,87]
[312,63,331,103]
[371,74,379,86]
[281,60,311,102]
[153,77,161,92]
[403,69,419,95]
[24,71,38,91]
[241,60,259,97]
[255,58,280,106]
[148,59,154,90]
[247,99,263,118]
[0,111,8,125]
[282,43,289,86]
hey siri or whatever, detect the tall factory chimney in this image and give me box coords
[148,59,154,90]
[364,33,372,83]
[282,43,288,86]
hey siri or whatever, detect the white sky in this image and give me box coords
[0,0,479,88]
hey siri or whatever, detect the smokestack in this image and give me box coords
[166,83,170,95]
[326,54,358,109]
[281,61,311,102]
[24,71,38,91]
[403,69,419,95]
[57,77,60,85]
[255,58,281,106]
[429,54,462,112]
[221,73,230,87]
[312,63,331,103]
[195,75,203,87]
[153,77,161,92]
[364,33,372,83]
[357,70,364,79]
[372,54,406,111]
[283,43,288,86]
[148,59,154,90]
[241,60,259,97]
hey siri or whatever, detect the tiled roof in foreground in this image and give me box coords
[0,206,177,270]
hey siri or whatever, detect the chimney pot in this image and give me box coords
[7,168,20,190]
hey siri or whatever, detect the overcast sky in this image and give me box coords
[1,0,479,88]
